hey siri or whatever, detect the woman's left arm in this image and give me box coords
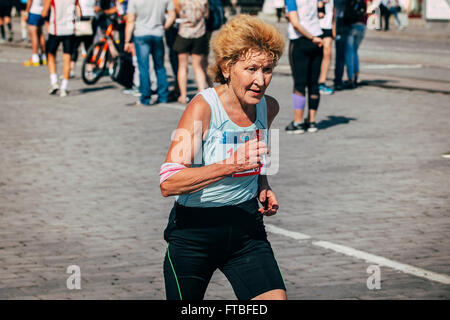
[258,95,280,216]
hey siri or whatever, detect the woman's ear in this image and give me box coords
[220,61,230,82]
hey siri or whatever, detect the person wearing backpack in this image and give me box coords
[345,0,367,88]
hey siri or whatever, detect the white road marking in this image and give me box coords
[265,223,450,285]
[266,224,311,240]
[362,64,423,70]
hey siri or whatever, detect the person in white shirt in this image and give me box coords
[42,0,81,97]
[70,0,96,78]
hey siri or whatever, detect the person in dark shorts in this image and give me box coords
[0,0,13,42]
[173,0,209,104]
[160,15,286,300]
[42,0,80,97]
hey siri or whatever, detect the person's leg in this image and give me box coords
[151,36,169,103]
[46,35,59,93]
[4,10,12,41]
[345,26,356,83]
[291,39,309,125]
[165,26,179,96]
[27,25,40,64]
[70,36,82,74]
[60,36,75,94]
[385,9,390,31]
[378,5,384,30]
[37,25,46,63]
[220,220,286,300]
[164,242,215,300]
[318,37,332,84]
[134,36,152,105]
[48,53,57,76]
[20,10,27,40]
[353,24,366,84]
[191,53,207,93]
[61,53,71,85]
[0,15,5,41]
[334,31,348,88]
[177,53,189,104]
[307,45,323,127]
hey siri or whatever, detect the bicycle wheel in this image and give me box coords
[81,41,110,85]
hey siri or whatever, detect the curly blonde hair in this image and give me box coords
[208,15,285,84]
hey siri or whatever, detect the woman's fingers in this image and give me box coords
[259,189,267,203]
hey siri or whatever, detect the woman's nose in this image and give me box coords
[254,70,265,86]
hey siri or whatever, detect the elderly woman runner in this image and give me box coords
[159,15,286,300]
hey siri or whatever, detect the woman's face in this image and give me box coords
[223,51,275,107]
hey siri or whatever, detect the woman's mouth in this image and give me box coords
[249,88,262,96]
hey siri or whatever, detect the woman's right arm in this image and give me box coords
[160,95,267,197]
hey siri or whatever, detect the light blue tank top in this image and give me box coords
[175,88,268,207]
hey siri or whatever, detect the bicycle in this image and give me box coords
[81,14,123,85]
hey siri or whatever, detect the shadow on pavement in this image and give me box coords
[317,115,357,130]
[76,85,117,94]
[358,79,395,86]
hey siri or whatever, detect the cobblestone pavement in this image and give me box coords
[1,19,450,300]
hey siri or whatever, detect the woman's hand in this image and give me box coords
[258,186,279,216]
[228,138,268,174]
[312,36,323,47]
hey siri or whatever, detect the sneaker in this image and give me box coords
[23,59,40,67]
[48,83,59,95]
[285,121,306,134]
[60,89,69,97]
[40,58,47,66]
[307,121,318,133]
[69,70,76,78]
[344,80,357,89]
[319,83,335,95]
[168,90,180,102]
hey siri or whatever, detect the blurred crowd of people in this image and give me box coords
[0,0,228,101]
[0,1,404,114]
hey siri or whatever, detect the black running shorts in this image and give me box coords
[163,198,286,300]
[173,33,208,55]
[46,34,75,55]
[0,5,12,18]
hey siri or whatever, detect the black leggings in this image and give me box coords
[290,37,323,98]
